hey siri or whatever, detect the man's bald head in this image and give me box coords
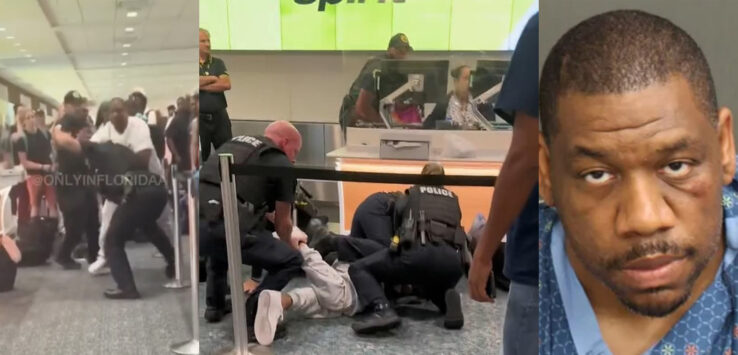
[540,10,718,145]
[264,120,302,163]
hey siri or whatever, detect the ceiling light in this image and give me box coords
[13,43,20,47]
[24,54,31,58]
[124,27,134,32]
[0,28,5,32]
[121,52,128,56]
[126,11,138,18]
[19,49,26,52]
[30,59,36,63]
[121,62,127,66]
[6,36,14,40]
[122,43,131,48]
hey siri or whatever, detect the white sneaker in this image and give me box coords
[254,290,284,345]
[88,258,110,276]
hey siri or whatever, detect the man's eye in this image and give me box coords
[583,170,614,185]
[662,161,692,178]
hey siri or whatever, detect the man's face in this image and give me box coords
[64,103,85,117]
[127,95,144,115]
[388,47,409,60]
[199,30,211,57]
[540,76,735,317]
[76,126,92,143]
[109,100,128,129]
[281,137,302,164]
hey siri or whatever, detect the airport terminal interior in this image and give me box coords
[0,1,197,354]
[0,0,537,354]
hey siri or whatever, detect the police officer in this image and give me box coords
[339,33,412,135]
[52,114,175,299]
[307,164,443,261]
[348,164,465,334]
[199,28,232,161]
[199,120,304,325]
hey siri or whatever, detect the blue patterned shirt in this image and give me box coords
[540,163,738,355]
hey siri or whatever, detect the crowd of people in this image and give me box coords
[195,13,539,353]
[0,89,198,299]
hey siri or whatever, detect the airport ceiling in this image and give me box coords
[0,0,197,111]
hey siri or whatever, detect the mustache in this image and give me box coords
[604,239,697,270]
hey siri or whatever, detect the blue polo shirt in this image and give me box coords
[539,160,738,354]
[492,13,539,286]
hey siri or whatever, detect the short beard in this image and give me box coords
[568,234,720,318]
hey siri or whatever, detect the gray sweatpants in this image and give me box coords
[287,245,358,318]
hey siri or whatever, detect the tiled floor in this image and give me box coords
[0,243,193,355]
[199,265,507,355]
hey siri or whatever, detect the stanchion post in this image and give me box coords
[165,164,188,289]
[170,173,199,354]
[218,154,250,355]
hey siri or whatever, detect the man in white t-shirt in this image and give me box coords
[88,98,165,274]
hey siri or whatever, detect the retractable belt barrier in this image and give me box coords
[170,168,200,355]
[217,154,497,354]
[230,164,496,186]
[165,164,189,290]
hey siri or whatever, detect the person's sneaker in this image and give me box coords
[305,218,329,245]
[88,258,110,276]
[306,219,338,258]
[71,244,88,262]
[351,302,401,335]
[103,288,141,300]
[443,289,464,330]
[56,258,82,270]
[254,290,284,345]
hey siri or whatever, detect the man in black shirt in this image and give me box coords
[199,121,303,327]
[52,114,100,269]
[199,28,232,161]
[339,33,412,134]
[166,103,192,172]
[53,117,175,299]
[128,91,166,160]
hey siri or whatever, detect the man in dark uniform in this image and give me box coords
[52,111,100,269]
[348,179,466,334]
[199,28,232,161]
[468,14,539,355]
[339,33,412,135]
[199,120,304,325]
[307,163,445,261]
[52,114,175,299]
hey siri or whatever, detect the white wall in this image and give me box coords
[215,51,512,123]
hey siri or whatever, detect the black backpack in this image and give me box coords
[0,246,17,292]
[16,217,58,266]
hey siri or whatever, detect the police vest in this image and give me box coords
[200,135,285,214]
[397,185,465,248]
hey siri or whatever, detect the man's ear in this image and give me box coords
[539,133,555,207]
[717,107,736,185]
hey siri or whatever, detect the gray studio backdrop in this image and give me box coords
[540,0,738,139]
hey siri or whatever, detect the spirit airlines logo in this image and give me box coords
[295,0,406,12]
